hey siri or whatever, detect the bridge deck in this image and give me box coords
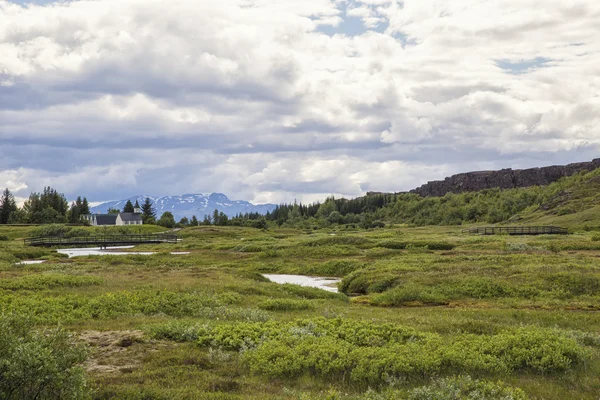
[24,234,180,247]
[462,226,568,235]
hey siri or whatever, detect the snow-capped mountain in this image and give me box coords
[90,193,277,221]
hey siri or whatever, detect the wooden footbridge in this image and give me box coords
[462,226,568,235]
[24,234,180,248]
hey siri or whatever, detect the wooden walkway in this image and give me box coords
[462,226,568,235]
[24,234,180,248]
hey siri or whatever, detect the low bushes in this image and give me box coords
[279,284,347,301]
[257,298,315,311]
[0,274,102,291]
[408,375,528,400]
[0,289,270,323]
[339,270,401,295]
[302,236,373,248]
[377,241,455,251]
[0,313,89,399]
[246,327,586,384]
[305,260,365,276]
[177,318,588,385]
[371,286,449,306]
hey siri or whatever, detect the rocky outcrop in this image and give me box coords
[411,159,600,197]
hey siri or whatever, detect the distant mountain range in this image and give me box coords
[90,193,277,221]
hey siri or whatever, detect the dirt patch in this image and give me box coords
[79,330,147,374]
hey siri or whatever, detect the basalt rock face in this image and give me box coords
[411,159,600,197]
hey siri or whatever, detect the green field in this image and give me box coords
[1,223,600,399]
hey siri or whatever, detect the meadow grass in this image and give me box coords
[1,224,600,399]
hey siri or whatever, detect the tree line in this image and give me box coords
[5,168,589,229]
[0,187,266,229]
[0,187,91,224]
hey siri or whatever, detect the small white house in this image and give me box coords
[83,214,118,226]
[84,209,143,226]
[116,212,143,226]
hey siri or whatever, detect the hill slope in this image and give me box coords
[261,167,600,230]
[90,193,276,221]
[411,158,600,197]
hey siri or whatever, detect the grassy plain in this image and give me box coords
[1,224,600,399]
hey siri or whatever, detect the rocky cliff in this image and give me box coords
[410,159,600,197]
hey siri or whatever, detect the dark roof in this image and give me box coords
[95,214,118,225]
[119,213,143,222]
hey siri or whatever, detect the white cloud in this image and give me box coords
[0,0,599,204]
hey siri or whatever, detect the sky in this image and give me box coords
[1,0,599,205]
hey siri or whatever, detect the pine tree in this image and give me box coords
[81,198,90,215]
[190,215,199,226]
[123,200,135,213]
[212,209,219,225]
[141,198,156,224]
[0,188,17,224]
[178,217,189,225]
[22,187,68,224]
[68,202,80,223]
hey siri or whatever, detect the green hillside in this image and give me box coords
[259,168,600,230]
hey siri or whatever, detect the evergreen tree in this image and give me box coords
[107,207,120,215]
[141,198,156,224]
[0,188,17,224]
[68,202,80,223]
[202,214,212,225]
[217,212,229,226]
[178,217,189,225]
[81,197,90,215]
[22,187,68,224]
[158,212,176,228]
[123,200,135,213]
[190,215,199,226]
[212,209,220,225]
[68,196,84,223]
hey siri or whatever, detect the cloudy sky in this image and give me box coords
[1,0,599,205]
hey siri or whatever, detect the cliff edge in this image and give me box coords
[410,158,600,197]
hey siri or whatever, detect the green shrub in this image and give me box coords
[31,224,72,238]
[188,318,588,385]
[0,235,9,241]
[339,270,401,295]
[233,244,264,252]
[377,241,455,251]
[0,289,269,323]
[545,272,600,297]
[64,228,91,238]
[257,298,315,311]
[408,375,529,400]
[0,313,90,399]
[306,260,365,276]
[444,278,513,299]
[371,286,449,306]
[0,274,102,291]
[557,207,576,216]
[8,247,51,261]
[280,284,347,300]
[303,236,373,248]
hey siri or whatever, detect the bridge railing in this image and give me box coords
[461,226,568,235]
[24,234,179,246]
